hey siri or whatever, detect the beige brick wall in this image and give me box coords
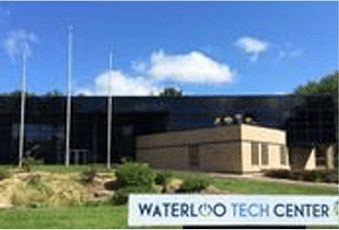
[240,124,289,173]
[136,124,290,174]
[136,147,189,171]
[200,142,242,173]
[241,124,286,144]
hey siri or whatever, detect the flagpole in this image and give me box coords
[107,49,113,169]
[18,47,26,168]
[65,26,73,167]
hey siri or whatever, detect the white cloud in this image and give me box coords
[273,44,304,66]
[289,49,303,58]
[2,29,37,62]
[93,70,160,96]
[74,88,93,96]
[148,50,236,84]
[132,61,148,73]
[75,50,237,96]
[235,36,269,61]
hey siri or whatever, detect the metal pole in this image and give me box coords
[107,50,113,169]
[18,48,26,168]
[65,26,73,167]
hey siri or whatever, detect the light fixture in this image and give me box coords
[244,112,256,124]
[235,113,243,121]
[244,116,253,124]
[223,115,234,125]
[214,116,222,125]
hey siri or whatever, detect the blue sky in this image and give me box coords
[0,1,337,96]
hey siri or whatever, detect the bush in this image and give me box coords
[314,170,325,182]
[109,186,157,205]
[115,162,156,188]
[181,177,211,193]
[264,170,290,179]
[155,171,173,185]
[265,169,338,184]
[0,169,12,181]
[80,168,97,183]
[22,157,44,172]
[322,171,338,183]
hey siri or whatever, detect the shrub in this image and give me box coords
[80,168,97,183]
[109,186,157,205]
[264,170,290,179]
[22,157,44,172]
[115,162,156,188]
[266,169,338,184]
[323,171,338,183]
[314,170,325,182]
[181,177,211,193]
[0,169,12,181]
[155,171,173,185]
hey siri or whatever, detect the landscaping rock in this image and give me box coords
[153,184,163,193]
[165,178,183,193]
[0,203,12,209]
[14,172,40,181]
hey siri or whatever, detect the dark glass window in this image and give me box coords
[261,143,269,165]
[251,142,259,166]
[188,144,199,167]
[280,145,287,165]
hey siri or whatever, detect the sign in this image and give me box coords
[128,195,338,226]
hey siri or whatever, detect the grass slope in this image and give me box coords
[0,165,337,228]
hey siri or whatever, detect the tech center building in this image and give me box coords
[0,93,337,174]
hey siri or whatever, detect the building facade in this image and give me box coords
[136,124,292,173]
[0,93,337,169]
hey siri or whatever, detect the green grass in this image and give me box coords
[0,205,177,229]
[170,170,338,195]
[212,178,338,195]
[0,205,336,229]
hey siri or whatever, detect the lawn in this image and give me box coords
[0,205,337,229]
[0,165,337,228]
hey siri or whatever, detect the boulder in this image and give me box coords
[153,185,163,193]
[165,178,183,193]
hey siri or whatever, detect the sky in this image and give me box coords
[0,1,338,96]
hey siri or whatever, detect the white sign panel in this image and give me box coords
[128,195,338,226]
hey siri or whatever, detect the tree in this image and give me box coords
[45,90,65,97]
[295,71,339,154]
[294,71,338,93]
[159,87,183,97]
[0,90,37,97]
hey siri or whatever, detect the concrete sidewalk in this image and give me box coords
[207,172,339,188]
